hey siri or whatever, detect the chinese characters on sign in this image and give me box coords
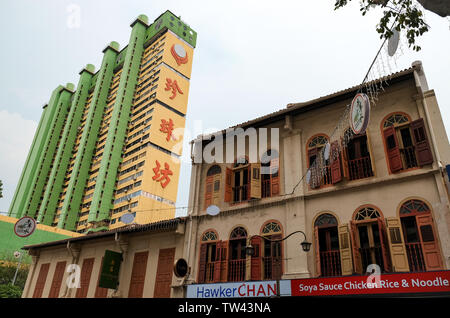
[152,160,173,188]
[160,118,176,141]
[165,78,183,100]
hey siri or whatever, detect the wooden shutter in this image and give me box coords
[271,234,282,280]
[75,258,95,298]
[314,226,321,277]
[308,148,320,189]
[350,221,362,274]
[33,263,50,298]
[154,248,175,298]
[224,167,232,202]
[340,137,350,179]
[330,141,342,184]
[411,118,433,165]
[416,214,443,271]
[383,126,403,172]
[212,174,221,205]
[377,218,392,272]
[204,175,213,209]
[249,163,261,199]
[213,241,222,282]
[220,241,229,282]
[338,224,353,276]
[48,261,66,298]
[197,243,208,283]
[128,251,149,298]
[250,236,262,281]
[385,217,410,272]
[270,158,280,195]
[94,257,108,298]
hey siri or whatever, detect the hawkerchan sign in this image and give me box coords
[187,271,450,298]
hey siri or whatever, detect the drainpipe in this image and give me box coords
[63,241,81,298]
[111,233,128,298]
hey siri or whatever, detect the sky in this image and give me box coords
[0,0,449,216]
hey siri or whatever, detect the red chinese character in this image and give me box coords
[152,160,173,188]
[164,78,183,100]
[159,118,175,142]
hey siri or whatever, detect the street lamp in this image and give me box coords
[245,230,311,256]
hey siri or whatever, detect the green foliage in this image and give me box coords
[0,264,29,295]
[0,284,23,298]
[334,0,430,51]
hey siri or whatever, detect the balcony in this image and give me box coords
[348,156,374,181]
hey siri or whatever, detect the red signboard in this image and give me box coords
[291,271,450,296]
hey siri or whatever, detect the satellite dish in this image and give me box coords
[120,213,135,224]
[388,29,400,57]
[206,205,220,216]
[306,169,311,185]
[323,143,331,161]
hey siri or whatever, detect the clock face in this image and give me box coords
[14,217,36,237]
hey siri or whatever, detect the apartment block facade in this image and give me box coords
[8,11,196,233]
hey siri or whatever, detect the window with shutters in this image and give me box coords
[342,129,374,181]
[351,206,391,274]
[199,230,219,283]
[261,150,280,198]
[382,113,420,173]
[260,221,283,280]
[231,157,250,203]
[228,227,247,281]
[204,165,222,209]
[307,134,332,188]
[399,199,443,272]
[314,214,341,277]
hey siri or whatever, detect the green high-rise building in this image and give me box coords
[8,11,197,233]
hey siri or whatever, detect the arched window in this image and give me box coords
[382,113,433,173]
[202,230,218,242]
[399,199,443,272]
[198,230,219,283]
[204,165,222,209]
[228,227,247,281]
[314,213,341,277]
[261,149,280,198]
[307,134,331,188]
[256,221,283,280]
[351,205,390,273]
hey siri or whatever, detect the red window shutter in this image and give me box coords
[48,261,66,298]
[197,244,208,283]
[94,257,108,298]
[411,118,433,165]
[340,138,350,179]
[383,126,403,172]
[308,148,320,189]
[314,227,321,277]
[154,248,175,298]
[330,141,342,184]
[350,221,362,274]
[128,251,149,298]
[250,236,262,281]
[213,241,222,283]
[76,258,95,298]
[220,241,229,282]
[224,167,232,202]
[270,158,280,195]
[377,218,392,272]
[416,214,443,271]
[204,175,213,209]
[33,263,50,298]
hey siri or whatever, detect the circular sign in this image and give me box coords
[206,205,220,216]
[388,29,400,57]
[171,44,188,66]
[173,258,189,278]
[14,251,22,259]
[120,213,135,224]
[14,217,36,238]
[350,93,370,135]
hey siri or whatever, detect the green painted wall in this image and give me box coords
[37,67,95,225]
[88,17,148,228]
[59,44,119,231]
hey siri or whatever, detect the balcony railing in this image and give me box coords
[401,146,418,169]
[228,259,246,282]
[262,180,271,198]
[405,242,426,272]
[320,250,341,277]
[359,246,385,272]
[348,156,374,181]
[232,185,249,203]
[205,262,216,283]
[262,256,282,280]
